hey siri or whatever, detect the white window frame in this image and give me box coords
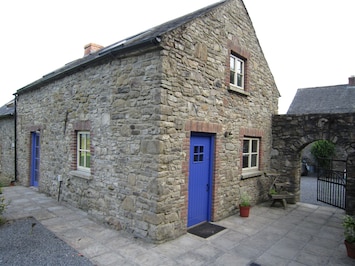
[230,54,244,89]
[242,137,259,171]
[77,131,90,172]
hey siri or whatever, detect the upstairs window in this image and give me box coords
[242,138,259,171]
[77,131,90,171]
[230,54,244,89]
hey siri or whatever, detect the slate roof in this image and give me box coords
[17,0,227,95]
[0,100,15,118]
[287,83,355,114]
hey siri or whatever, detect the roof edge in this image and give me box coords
[0,113,14,119]
[16,37,162,96]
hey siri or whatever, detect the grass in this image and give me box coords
[0,174,11,225]
[0,175,12,188]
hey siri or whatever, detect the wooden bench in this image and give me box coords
[269,179,295,209]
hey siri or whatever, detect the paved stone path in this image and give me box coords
[300,176,329,206]
[2,186,354,265]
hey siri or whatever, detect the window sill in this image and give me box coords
[69,170,92,180]
[228,85,250,96]
[241,170,263,180]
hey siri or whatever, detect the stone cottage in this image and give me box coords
[0,100,15,184]
[15,0,279,242]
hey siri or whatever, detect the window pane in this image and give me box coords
[199,154,204,161]
[251,154,257,167]
[194,146,198,153]
[79,151,85,167]
[194,155,198,162]
[243,155,249,168]
[80,134,85,149]
[237,60,243,73]
[230,56,235,70]
[252,140,258,152]
[199,146,204,153]
[243,140,249,153]
[86,153,91,167]
[86,134,90,150]
[230,71,235,84]
[237,74,243,87]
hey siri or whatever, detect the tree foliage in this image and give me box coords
[310,140,335,168]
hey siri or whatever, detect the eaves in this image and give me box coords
[16,36,162,96]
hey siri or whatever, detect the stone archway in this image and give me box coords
[271,113,355,212]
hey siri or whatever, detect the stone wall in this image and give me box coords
[16,0,278,242]
[16,49,164,239]
[346,153,355,215]
[159,0,278,224]
[0,116,15,182]
[272,113,355,201]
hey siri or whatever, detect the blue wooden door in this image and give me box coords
[188,134,214,227]
[30,132,40,187]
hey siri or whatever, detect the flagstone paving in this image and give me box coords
[2,186,354,265]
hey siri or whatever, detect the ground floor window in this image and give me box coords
[242,137,259,171]
[77,131,90,171]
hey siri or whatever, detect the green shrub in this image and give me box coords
[0,197,6,224]
[311,140,335,168]
[0,183,7,224]
[343,215,355,243]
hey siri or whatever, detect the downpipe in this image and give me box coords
[57,175,62,202]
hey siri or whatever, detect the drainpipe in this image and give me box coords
[12,93,18,184]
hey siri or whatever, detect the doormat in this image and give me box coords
[187,222,226,238]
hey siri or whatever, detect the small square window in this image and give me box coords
[193,145,204,162]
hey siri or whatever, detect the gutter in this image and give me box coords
[12,94,18,184]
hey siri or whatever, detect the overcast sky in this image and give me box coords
[0,0,354,113]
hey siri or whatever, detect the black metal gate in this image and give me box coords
[317,158,347,209]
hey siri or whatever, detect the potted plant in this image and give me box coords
[343,215,355,258]
[239,193,251,217]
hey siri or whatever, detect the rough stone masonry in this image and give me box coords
[15,0,278,242]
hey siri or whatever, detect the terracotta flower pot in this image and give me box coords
[345,240,355,259]
[239,205,250,217]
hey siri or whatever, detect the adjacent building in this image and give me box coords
[287,76,355,114]
[0,100,15,183]
[287,76,355,171]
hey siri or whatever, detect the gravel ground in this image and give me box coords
[0,217,93,266]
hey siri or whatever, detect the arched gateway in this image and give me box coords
[271,113,355,214]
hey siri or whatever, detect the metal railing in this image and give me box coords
[317,158,347,209]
